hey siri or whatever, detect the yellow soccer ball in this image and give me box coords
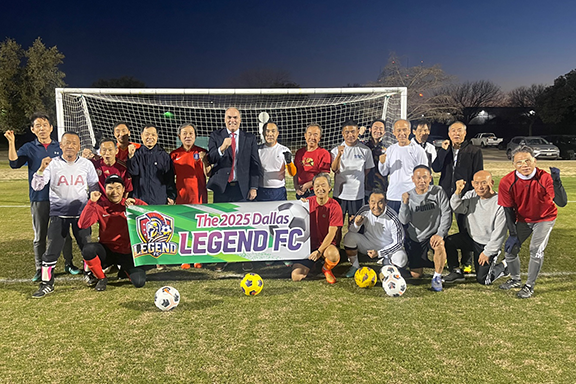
[354,267,377,288]
[240,273,264,296]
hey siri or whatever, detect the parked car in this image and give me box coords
[541,135,576,160]
[470,133,503,147]
[427,135,447,149]
[506,136,560,160]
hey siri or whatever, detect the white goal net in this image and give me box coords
[55,87,407,153]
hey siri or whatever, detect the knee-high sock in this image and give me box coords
[504,253,521,280]
[526,256,543,287]
[348,255,359,269]
[85,258,106,279]
[323,258,338,270]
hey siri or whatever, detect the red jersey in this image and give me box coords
[307,197,343,250]
[116,142,141,162]
[78,197,147,254]
[498,168,557,223]
[90,158,133,194]
[170,145,208,204]
[294,147,331,188]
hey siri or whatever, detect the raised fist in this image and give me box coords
[402,191,410,205]
[455,179,466,195]
[441,140,450,150]
[90,191,102,202]
[379,153,387,164]
[82,148,95,159]
[337,145,345,156]
[39,157,52,172]
[220,137,232,152]
[4,130,15,143]
[128,144,137,159]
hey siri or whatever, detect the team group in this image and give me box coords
[4,107,566,298]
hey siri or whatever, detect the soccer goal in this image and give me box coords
[55,87,407,152]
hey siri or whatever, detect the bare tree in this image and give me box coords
[444,80,504,123]
[369,53,455,121]
[227,68,299,88]
[507,84,546,135]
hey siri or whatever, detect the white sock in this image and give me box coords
[433,271,442,279]
[502,259,508,268]
[348,255,360,269]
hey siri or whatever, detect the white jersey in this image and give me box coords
[258,142,289,188]
[32,156,99,217]
[347,206,405,259]
[411,138,437,166]
[378,142,428,202]
[331,141,374,200]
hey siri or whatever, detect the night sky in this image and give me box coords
[3,0,576,91]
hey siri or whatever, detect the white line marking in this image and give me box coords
[0,205,29,208]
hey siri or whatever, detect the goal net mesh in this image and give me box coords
[56,88,405,153]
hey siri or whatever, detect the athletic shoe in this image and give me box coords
[32,283,54,298]
[65,264,81,275]
[283,261,293,267]
[181,263,191,269]
[431,275,443,292]
[215,263,228,272]
[517,284,534,299]
[322,267,337,284]
[345,266,358,278]
[103,264,119,274]
[490,265,509,285]
[156,264,167,271]
[117,269,129,280]
[499,278,521,290]
[193,263,202,268]
[443,269,465,283]
[95,277,108,292]
[463,264,473,274]
[32,269,41,282]
[84,271,98,287]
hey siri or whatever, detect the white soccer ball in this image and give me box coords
[380,265,400,281]
[154,286,180,311]
[274,202,310,243]
[382,274,407,297]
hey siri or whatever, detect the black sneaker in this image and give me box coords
[32,269,42,282]
[517,284,534,299]
[32,283,54,298]
[95,277,108,292]
[499,278,521,290]
[84,272,98,287]
[65,264,81,275]
[443,269,465,283]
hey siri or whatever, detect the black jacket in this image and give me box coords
[128,145,175,205]
[432,140,483,197]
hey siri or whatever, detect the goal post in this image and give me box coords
[55,87,407,153]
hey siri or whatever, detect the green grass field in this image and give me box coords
[1,160,576,383]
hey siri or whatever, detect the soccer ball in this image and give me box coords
[275,202,310,243]
[240,273,264,296]
[354,267,377,288]
[383,274,407,297]
[154,286,180,311]
[379,265,400,281]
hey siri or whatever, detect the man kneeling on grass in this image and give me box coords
[342,189,408,278]
[444,170,508,285]
[78,175,147,291]
[398,165,451,292]
[291,173,342,284]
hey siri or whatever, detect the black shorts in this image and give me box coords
[334,198,363,218]
[405,237,435,269]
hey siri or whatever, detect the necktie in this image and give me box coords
[228,133,236,182]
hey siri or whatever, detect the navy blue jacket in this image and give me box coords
[10,139,62,202]
[127,145,175,205]
[207,128,261,199]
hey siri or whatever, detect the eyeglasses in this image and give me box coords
[514,158,533,166]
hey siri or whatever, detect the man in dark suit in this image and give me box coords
[207,107,261,203]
